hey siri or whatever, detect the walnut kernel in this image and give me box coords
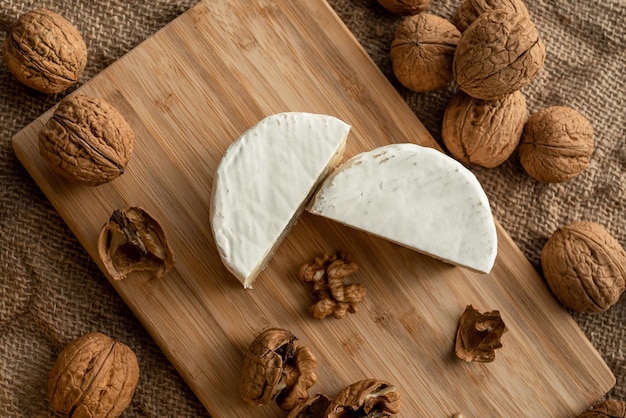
[97,207,175,281]
[453,0,529,32]
[390,13,461,92]
[541,221,626,313]
[453,8,545,100]
[577,399,626,418]
[39,94,135,186]
[518,106,594,182]
[48,332,139,418]
[3,8,87,94]
[326,379,401,417]
[442,90,527,167]
[377,0,430,16]
[454,305,507,362]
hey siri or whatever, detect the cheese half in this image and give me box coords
[210,112,350,288]
[307,143,497,273]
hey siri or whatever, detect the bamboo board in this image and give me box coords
[12,0,614,416]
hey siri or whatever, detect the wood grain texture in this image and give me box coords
[12,0,614,416]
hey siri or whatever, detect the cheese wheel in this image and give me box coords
[307,143,497,273]
[210,112,350,288]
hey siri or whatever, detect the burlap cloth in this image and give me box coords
[0,0,623,416]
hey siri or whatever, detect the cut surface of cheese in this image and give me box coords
[307,143,497,273]
[210,112,350,288]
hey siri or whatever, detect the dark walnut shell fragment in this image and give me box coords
[48,332,139,418]
[577,399,626,418]
[239,328,318,411]
[453,9,545,100]
[453,0,529,32]
[98,207,175,281]
[390,13,461,92]
[326,379,401,417]
[3,8,87,94]
[518,106,594,183]
[541,221,626,313]
[377,0,430,16]
[39,94,135,186]
[454,304,507,362]
[286,394,332,418]
[442,90,527,168]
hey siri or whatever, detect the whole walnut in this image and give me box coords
[453,9,545,100]
[518,106,594,182]
[442,90,527,167]
[541,221,626,313]
[377,0,430,16]
[390,13,461,92]
[48,332,139,418]
[2,8,87,94]
[39,94,135,186]
[453,0,529,32]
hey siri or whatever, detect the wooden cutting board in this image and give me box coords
[12,0,614,416]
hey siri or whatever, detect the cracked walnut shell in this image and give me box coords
[518,106,594,183]
[377,0,430,16]
[327,379,401,417]
[48,332,139,418]
[3,8,87,94]
[453,0,529,32]
[39,94,135,186]
[541,221,626,313]
[453,9,545,100]
[98,207,175,281]
[390,13,461,92]
[239,328,318,411]
[442,90,527,168]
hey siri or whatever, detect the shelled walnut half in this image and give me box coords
[327,379,401,417]
[97,207,174,281]
[455,305,507,362]
[48,332,139,418]
[239,328,318,411]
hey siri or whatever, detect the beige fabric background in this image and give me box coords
[0,0,624,416]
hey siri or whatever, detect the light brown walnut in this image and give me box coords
[518,106,594,182]
[541,221,626,313]
[454,305,507,362]
[326,379,401,417]
[286,394,332,418]
[3,8,87,94]
[377,0,430,16]
[390,13,461,92]
[39,94,135,186]
[48,332,139,418]
[442,90,527,167]
[453,0,529,32]
[453,8,545,100]
[577,399,626,418]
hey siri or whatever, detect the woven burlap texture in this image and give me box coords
[0,0,624,416]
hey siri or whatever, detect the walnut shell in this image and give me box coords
[453,0,529,32]
[48,332,139,418]
[518,106,594,182]
[326,379,401,417]
[97,207,175,281]
[577,399,626,418]
[377,0,430,16]
[390,13,461,92]
[2,8,87,94]
[286,394,332,418]
[541,221,626,313]
[39,94,135,186]
[442,90,527,167]
[453,9,545,100]
[239,328,318,411]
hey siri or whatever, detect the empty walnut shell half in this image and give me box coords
[327,379,401,417]
[541,221,626,313]
[239,327,318,411]
[453,0,529,32]
[377,0,430,16]
[453,9,545,100]
[454,304,507,362]
[286,394,332,418]
[577,399,626,418]
[39,94,135,186]
[518,106,594,183]
[48,332,139,418]
[442,90,527,168]
[390,13,461,92]
[3,8,87,94]
[97,207,175,281]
